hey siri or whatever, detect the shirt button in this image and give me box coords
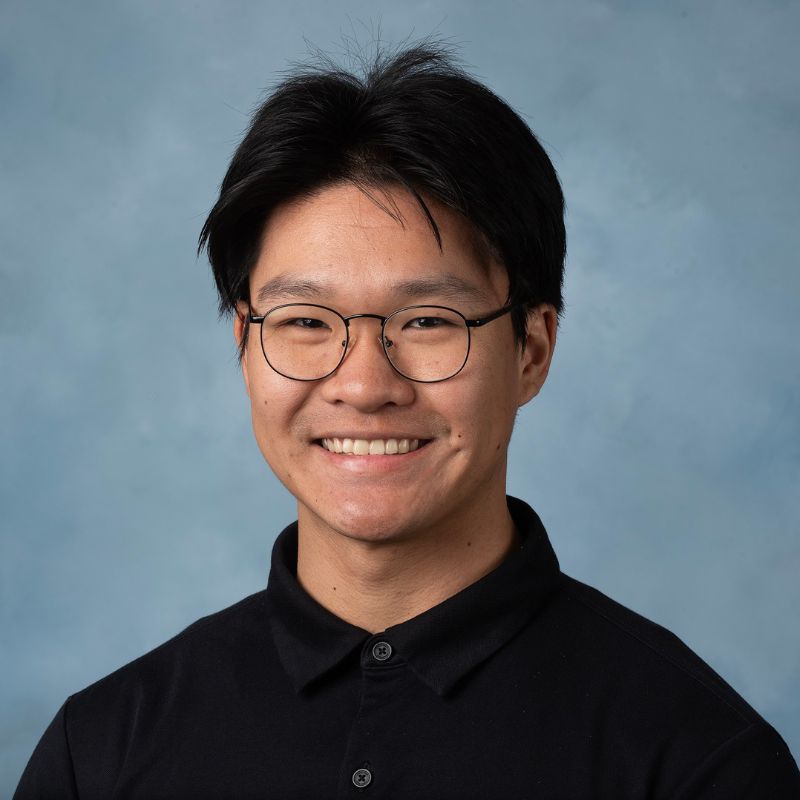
[352,767,372,788]
[371,640,393,662]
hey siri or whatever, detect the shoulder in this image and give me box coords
[64,589,272,730]
[15,591,277,798]
[550,574,763,722]
[540,575,799,791]
[88,589,270,677]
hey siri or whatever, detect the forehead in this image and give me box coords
[250,182,508,307]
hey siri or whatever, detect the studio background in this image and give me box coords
[2,0,798,790]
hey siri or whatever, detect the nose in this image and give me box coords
[318,318,416,412]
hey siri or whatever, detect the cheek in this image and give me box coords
[457,351,520,443]
[440,378,515,450]
[248,374,308,457]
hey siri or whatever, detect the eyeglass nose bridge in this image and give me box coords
[341,312,394,350]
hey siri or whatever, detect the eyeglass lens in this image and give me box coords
[260,304,469,381]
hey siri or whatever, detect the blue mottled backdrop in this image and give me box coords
[2,0,799,790]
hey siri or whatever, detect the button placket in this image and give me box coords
[338,638,407,796]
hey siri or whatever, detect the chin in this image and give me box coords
[315,500,418,543]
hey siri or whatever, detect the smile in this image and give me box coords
[316,438,431,455]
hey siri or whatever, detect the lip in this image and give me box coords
[313,434,432,442]
[312,438,434,473]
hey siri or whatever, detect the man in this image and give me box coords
[15,41,799,799]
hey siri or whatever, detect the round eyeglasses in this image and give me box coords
[247,302,519,383]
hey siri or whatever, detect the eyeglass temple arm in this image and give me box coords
[466,302,520,328]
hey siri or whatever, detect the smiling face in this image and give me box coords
[235,182,556,546]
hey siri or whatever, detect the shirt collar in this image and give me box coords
[265,495,564,697]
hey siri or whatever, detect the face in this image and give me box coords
[235,182,556,545]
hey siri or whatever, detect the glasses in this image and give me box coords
[247,302,519,383]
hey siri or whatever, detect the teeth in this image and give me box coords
[320,438,424,455]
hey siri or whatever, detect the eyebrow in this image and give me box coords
[254,273,492,306]
[255,277,329,304]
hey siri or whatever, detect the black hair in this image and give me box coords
[198,37,566,362]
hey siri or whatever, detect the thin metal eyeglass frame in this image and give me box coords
[247,301,521,383]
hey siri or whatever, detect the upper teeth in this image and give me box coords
[321,438,421,455]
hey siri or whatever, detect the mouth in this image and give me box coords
[314,437,433,455]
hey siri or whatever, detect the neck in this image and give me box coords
[295,491,521,634]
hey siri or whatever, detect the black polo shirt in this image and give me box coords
[15,495,800,798]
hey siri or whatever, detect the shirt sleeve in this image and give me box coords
[13,698,80,800]
[673,721,800,799]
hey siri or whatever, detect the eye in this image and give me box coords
[406,316,453,329]
[283,317,329,329]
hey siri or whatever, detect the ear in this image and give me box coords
[234,302,252,399]
[516,304,558,408]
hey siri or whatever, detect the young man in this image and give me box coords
[16,43,799,798]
